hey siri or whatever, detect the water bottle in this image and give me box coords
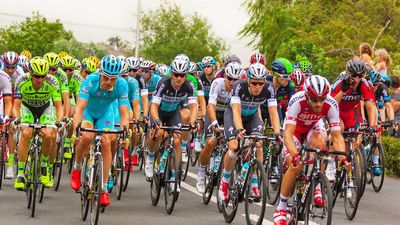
[214,155,221,173]
[364,143,371,156]
[240,162,250,181]
[159,151,168,173]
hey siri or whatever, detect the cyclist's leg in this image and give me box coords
[145,110,166,178]
[64,96,76,159]
[180,106,190,162]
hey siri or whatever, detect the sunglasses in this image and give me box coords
[5,66,17,69]
[129,68,139,72]
[172,72,186,78]
[63,68,74,72]
[227,76,239,82]
[204,65,214,68]
[50,67,58,72]
[84,70,92,74]
[32,74,46,79]
[276,73,290,79]
[142,69,152,73]
[100,70,118,81]
[308,97,326,103]
[304,73,312,77]
[250,81,265,87]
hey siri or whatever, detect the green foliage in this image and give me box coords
[140,3,227,64]
[241,0,400,82]
[382,136,400,177]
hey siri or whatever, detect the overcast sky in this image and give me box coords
[0,0,255,63]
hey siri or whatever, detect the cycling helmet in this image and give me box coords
[22,61,30,73]
[82,60,97,73]
[225,62,243,79]
[188,62,197,74]
[140,60,154,69]
[29,57,49,76]
[175,54,190,64]
[291,68,305,87]
[299,60,312,73]
[60,56,75,68]
[73,59,81,70]
[346,59,366,77]
[120,61,129,75]
[250,53,265,65]
[89,56,100,66]
[58,51,69,58]
[202,56,216,66]
[303,75,330,98]
[20,50,31,60]
[3,51,19,67]
[156,64,169,76]
[18,55,28,67]
[196,61,204,71]
[369,70,381,84]
[271,58,292,74]
[247,63,268,79]
[171,58,189,74]
[126,56,141,70]
[100,55,122,76]
[44,52,60,67]
[117,55,126,63]
[223,54,241,67]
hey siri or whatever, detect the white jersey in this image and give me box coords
[0,71,12,117]
[208,78,232,111]
[0,65,25,87]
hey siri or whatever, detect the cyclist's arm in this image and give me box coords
[54,100,63,121]
[141,95,149,117]
[62,92,71,118]
[385,101,394,121]
[330,130,345,153]
[13,99,21,118]
[231,103,243,130]
[207,103,217,125]
[132,100,140,121]
[198,95,206,117]
[284,124,297,156]
[268,105,281,134]
[3,96,12,118]
[72,98,88,134]
[187,84,198,124]
[119,105,130,130]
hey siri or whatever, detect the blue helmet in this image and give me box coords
[369,70,381,84]
[271,58,293,74]
[100,54,122,76]
[202,56,216,66]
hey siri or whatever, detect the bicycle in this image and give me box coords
[20,121,57,217]
[221,134,268,225]
[0,118,9,190]
[150,125,191,214]
[53,119,72,191]
[286,147,346,225]
[76,123,125,225]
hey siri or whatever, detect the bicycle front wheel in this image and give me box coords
[244,159,267,225]
[305,173,333,225]
[164,150,179,214]
[0,133,6,189]
[81,157,90,221]
[222,164,239,223]
[115,148,124,200]
[90,158,102,225]
[344,153,361,220]
[371,142,385,192]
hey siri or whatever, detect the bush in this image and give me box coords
[381,136,400,177]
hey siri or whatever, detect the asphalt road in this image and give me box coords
[0,164,399,225]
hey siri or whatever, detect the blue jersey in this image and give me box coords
[147,74,162,101]
[78,73,129,118]
[126,76,140,102]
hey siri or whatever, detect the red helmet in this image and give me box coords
[250,53,265,65]
[303,75,330,98]
[291,68,305,87]
[3,51,19,67]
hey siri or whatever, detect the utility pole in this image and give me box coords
[135,0,141,58]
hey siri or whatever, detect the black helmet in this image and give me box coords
[223,54,241,67]
[346,59,366,77]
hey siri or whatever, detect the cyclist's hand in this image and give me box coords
[12,117,20,126]
[236,128,246,140]
[291,151,300,166]
[71,133,80,145]
[55,120,62,128]
[341,74,353,92]
[119,138,130,148]
[154,119,161,130]
[208,120,219,133]
[274,132,283,142]
[365,126,376,133]
[190,122,198,133]
[340,158,352,171]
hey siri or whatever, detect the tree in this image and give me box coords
[241,0,400,81]
[0,12,77,57]
[140,3,227,64]
[107,35,130,51]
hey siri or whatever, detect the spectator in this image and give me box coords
[359,43,375,69]
[390,75,400,136]
[375,48,391,76]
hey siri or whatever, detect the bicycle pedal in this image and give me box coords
[145,177,153,182]
[75,190,81,194]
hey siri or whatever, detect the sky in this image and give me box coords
[0,0,255,63]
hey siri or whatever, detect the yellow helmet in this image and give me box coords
[58,51,69,59]
[82,60,97,73]
[20,50,32,60]
[89,56,100,66]
[29,57,49,76]
[60,56,75,68]
[73,58,81,69]
[43,52,60,67]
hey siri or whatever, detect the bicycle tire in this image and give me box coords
[244,159,267,225]
[123,147,132,192]
[53,141,64,191]
[25,157,32,209]
[203,155,214,205]
[371,142,385,192]
[68,145,75,174]
[164,150,178,214]
[31,145,39,217]
[359,144,367,197]
[344,151,361,221]
[216,151,226,213]
[190,143,199,167]
[115,148,124,200]
[181,146,191,182]
[81,157,90,221]
[0,133,5,190]
[304,173,332,225]
[222,163,239,223]
[266,152,282,205]
[90,158,102,225]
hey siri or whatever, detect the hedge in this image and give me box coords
[382,136,400,177]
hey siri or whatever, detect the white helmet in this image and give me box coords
[188,62,197,74]
[126,56,141,70]
[155,64,169,76]
[117,55,126,63]
[247,63,267,79]
[140,60,154,69]
[175,54,190,64]
[303,75,330,98]
[171,58,189,74]
[225,62,243,79]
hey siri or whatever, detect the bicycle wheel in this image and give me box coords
[68,145,75,174]
[304,173,333,225]
[331,165,345,209]
[138,132,147,171]
[90,158,102,225]
[123,147,132,192]
[203,158,214,205]
[266,152,282,205]
[115,148,124,200]
[81,157,90,221]
[358,144,367,197]
[244,159,267,225]
[53,141,64,191]
[181,145,191,182]
[371,142,385,192]
[25,156,32,209]
[164,150,179,214]
[222,164,239,223]
[344,153,361,220]
[31,147,39,217]
[216,151,226,213]
[190,143,199,167]
[0,133,5,189]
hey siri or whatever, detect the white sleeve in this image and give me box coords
[284,101,301,125]
[208,79,221,105]
[327,97,341,131]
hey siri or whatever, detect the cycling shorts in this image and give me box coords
[21,103,55,125]
[224,106,264,141]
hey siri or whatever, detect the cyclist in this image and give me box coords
[196,62,243,193]
[218,63,281,202]
[215,54,242,79]
[155,64,169,77]
[297,59,313,78]
[0,69,12,178]
[70,55,129,206]
[18,55,30,73]
[145,56,198,193]
[13,57,63,190]
[126,56,149,119]
[290,68,305,93]
[141,60,161,102]
[80,59,97,79]
[369,69,394,124]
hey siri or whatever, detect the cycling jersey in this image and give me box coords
[146,73,162,101]
[152,76,197,112]
[230,79,277,117]
[166,72,203,97]
[0,65,25,87]
[374,82,391,109]
[208,78,232,111]
[126,76,140,103]
[0,72,12,97]
[133,74,148,96]
[53,71,69,94]
[199,72,214,102]
[68,73,84,97]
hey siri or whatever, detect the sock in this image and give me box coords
[171,169,176,179]
[373,154,379,164]
[17,162,25,176]
[48,163,54,175]
[222,169,231,183]
[7,153,14,167]
[181,141,188,153]
[133,146,138,155]
[198,164,206,177]
[103,183,108,192]
[64,138,71,148]
[277,195,288,210]
[73,162,81,170]
[251,174,258,187]
[148,152,155,160]
[40,155,49,167]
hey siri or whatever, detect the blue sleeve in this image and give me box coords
[78,79,90,101]
[130,79,140,101]
[117,79,130,107]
